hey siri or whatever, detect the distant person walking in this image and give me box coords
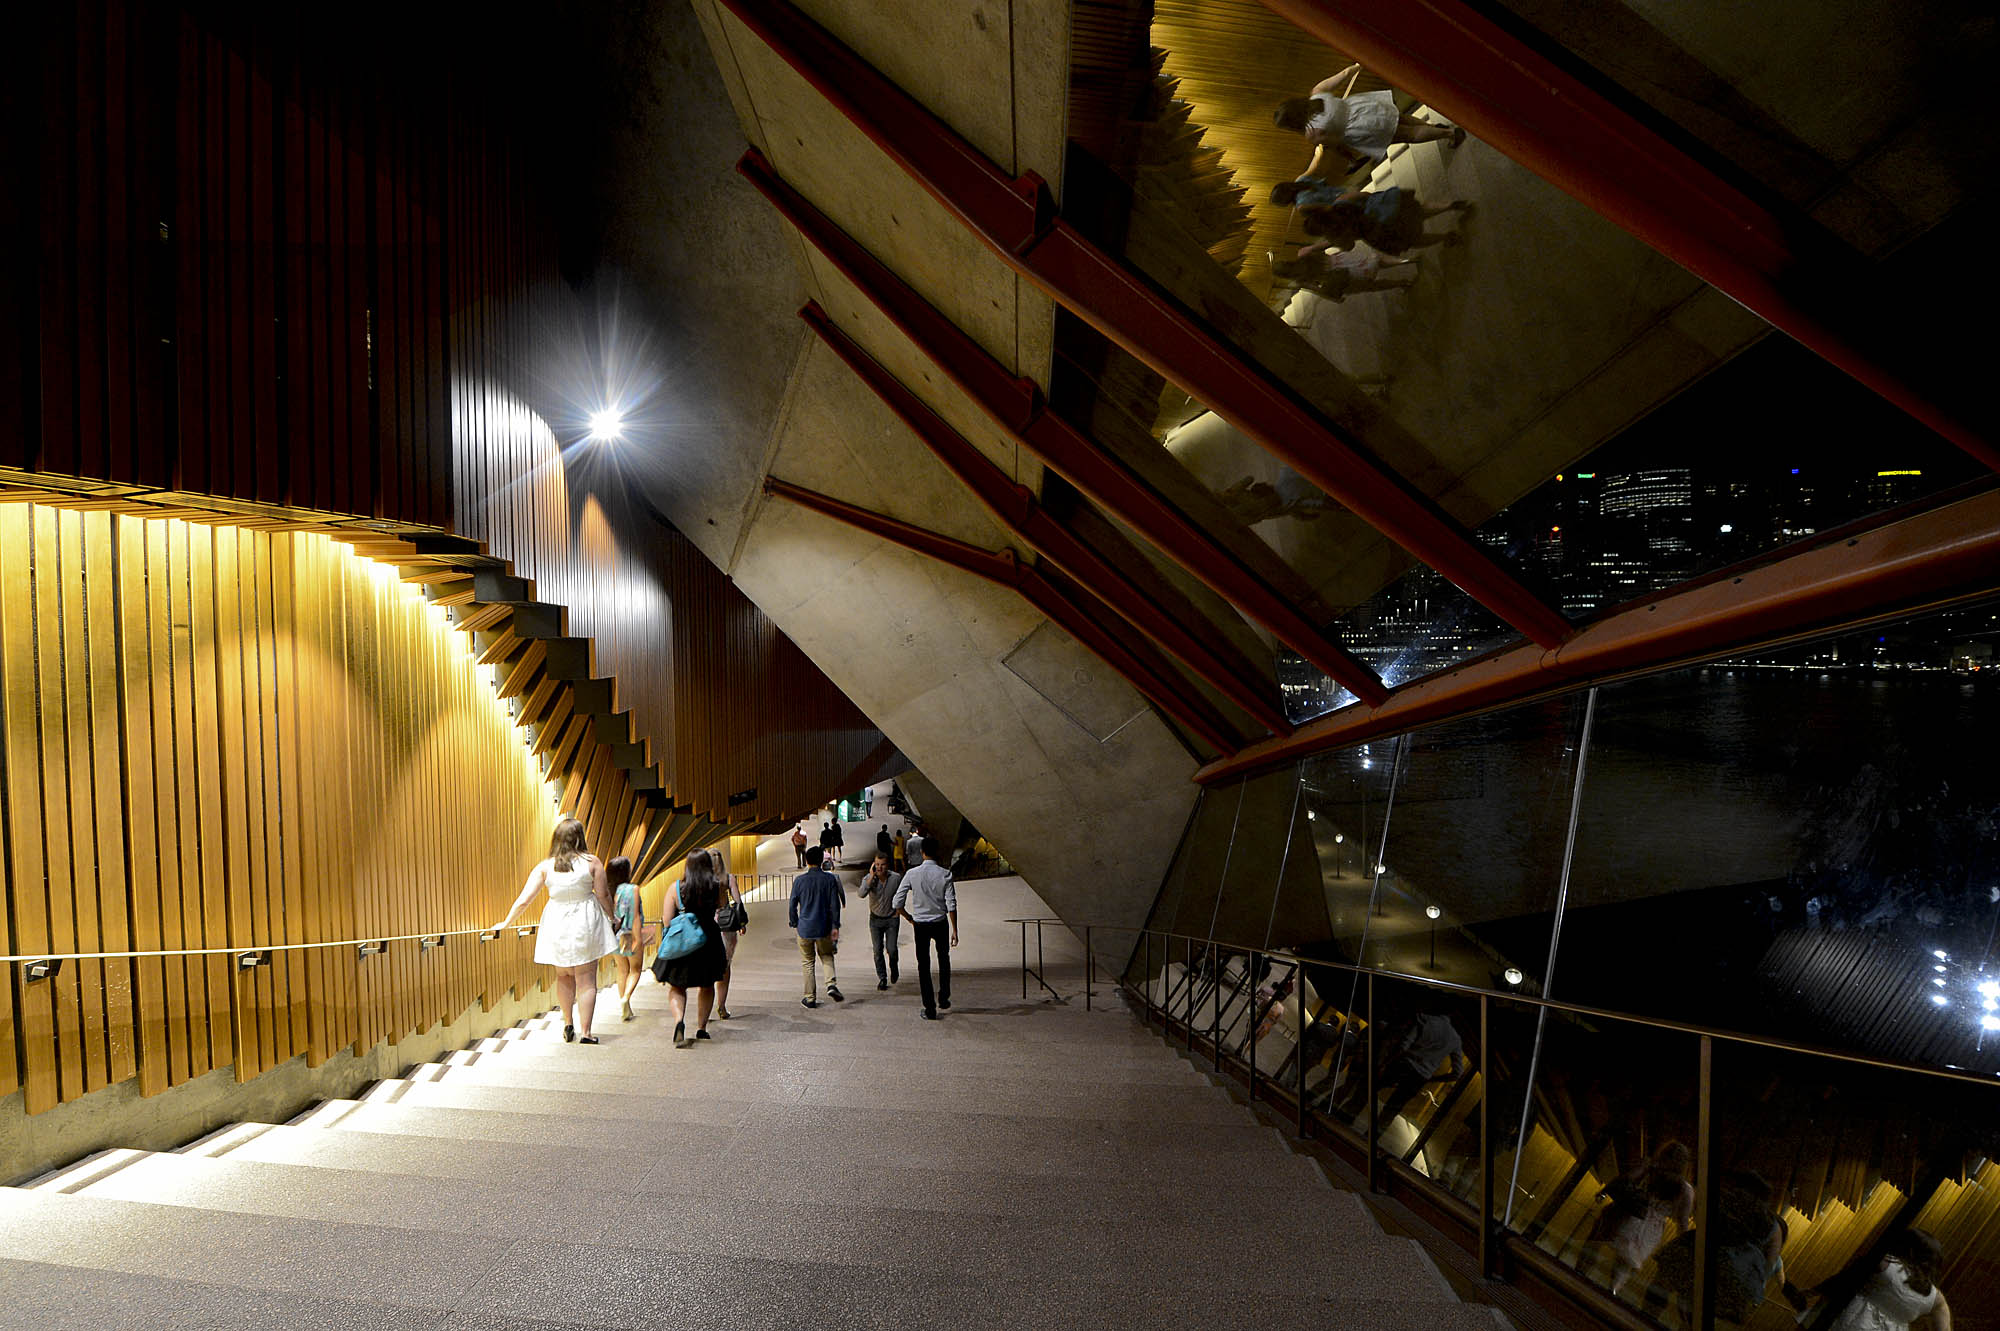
[656,849,731,1048]
[491,817,618,1044]
[790,845,844,1008]
[818,820,838,869]
[857,853,904,990]
[892,828,908,871]
[830,817,846,867]
[713,869,749,1020]
[893,836,957,1020]
[790,824,808,870]
[877,823,894,862]
[607,855,645,1023]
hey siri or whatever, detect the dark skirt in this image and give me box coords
[658,913,729,989]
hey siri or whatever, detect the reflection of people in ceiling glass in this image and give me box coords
[1273,64,1463,178]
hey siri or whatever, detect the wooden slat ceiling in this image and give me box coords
[1150,0,1390,304]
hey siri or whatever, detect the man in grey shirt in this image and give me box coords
[857,853,903,990]
[892,836,957,1019]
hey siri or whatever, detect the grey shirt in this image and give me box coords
[892,860,956,923]
[857,869,903,919]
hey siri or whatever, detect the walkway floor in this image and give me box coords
[0,877,1512,1329]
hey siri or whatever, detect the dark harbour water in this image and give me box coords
[1304,668,2000,1072]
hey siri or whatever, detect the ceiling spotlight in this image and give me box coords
[588,407,624,441]
[1931,993,1950,1007]
[1935,964,1948,973]
[1425,904,1442,920]
[1979,980,1999,1000]
[1503,967,1523,986]
[1934,977,1947,987]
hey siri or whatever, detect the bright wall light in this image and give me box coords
[588,407,624,441]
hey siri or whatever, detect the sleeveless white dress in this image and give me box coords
[533,858,618,967]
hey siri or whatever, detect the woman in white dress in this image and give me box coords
[492,818,619,1044]
[1821,1230,1952,1331]
[1274,64,1462,177]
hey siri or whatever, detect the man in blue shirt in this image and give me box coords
[789,845,845,1008]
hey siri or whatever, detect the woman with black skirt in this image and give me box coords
[658,848,730,1048]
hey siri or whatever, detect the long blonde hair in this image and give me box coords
[550,818,588,872]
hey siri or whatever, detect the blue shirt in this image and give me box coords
[789,868,844,939]
[1290,174,1346,208]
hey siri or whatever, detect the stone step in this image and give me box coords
[392,1058,1245,1123]
[0,1253,447,1330]
[200,1118,1343,1223]
[286,1087,1326,1191]
[49,1146,1428,1307]
[0,1225,1514,1331]
[0,1188,512,1315]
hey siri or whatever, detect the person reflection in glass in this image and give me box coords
[1338,1006,1466,1130]
[1589,1140,1694,1297]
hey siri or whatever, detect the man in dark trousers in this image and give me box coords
[892,835,957,1019]
[818,820,837,869]
[790,824,808,870]
[788,845,844,1008]
[830,817,845,867]
[856,852,903,989]
[876,823,893,862]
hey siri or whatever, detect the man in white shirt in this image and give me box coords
[892,836,957,1020]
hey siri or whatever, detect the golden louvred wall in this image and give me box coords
[0,506,647,1116]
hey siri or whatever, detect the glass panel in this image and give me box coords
[1560,597,2000,1075]
[1501,1008,1701,1321]
[1354,695,1589,990]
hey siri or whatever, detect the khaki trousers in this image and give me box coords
[798,936,836,997]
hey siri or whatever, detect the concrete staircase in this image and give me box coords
[0,883,1514,1329]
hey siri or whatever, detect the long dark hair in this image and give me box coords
[1273,96,1316,131]
[679,848,719,915]
[550,818,588,872]
[606,855,631,889]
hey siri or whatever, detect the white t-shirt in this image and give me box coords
[1831,1260,1940,1331]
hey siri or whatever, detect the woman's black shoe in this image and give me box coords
[695,1029,711,1041]
[564,1024,575,1043]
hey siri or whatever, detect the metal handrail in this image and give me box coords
[0,924,532,967]
[1020,916,1992,1330]
[1011,916,2000,1091]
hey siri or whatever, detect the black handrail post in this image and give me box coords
[1084,925,1092,1012]
[1020,920,1028,1001]
[1213,949,1224,1073]
[1186,936,1196,1052]
[1295,979,1309,1141]
[1145,932,1155,1027]
[1036,921,1045,1000]
[1366,971,1381,1194]
[1478,991,1496,1280]
[1247,948,1259,1105]
[1693,1034,1716,1331]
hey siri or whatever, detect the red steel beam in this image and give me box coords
[718,0,1574,650]
[799,300,1294,735]
[1195,487,2000,785]
[1256,0,1998,473]
[762,477,1248,755]
[738,148,1390,707]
